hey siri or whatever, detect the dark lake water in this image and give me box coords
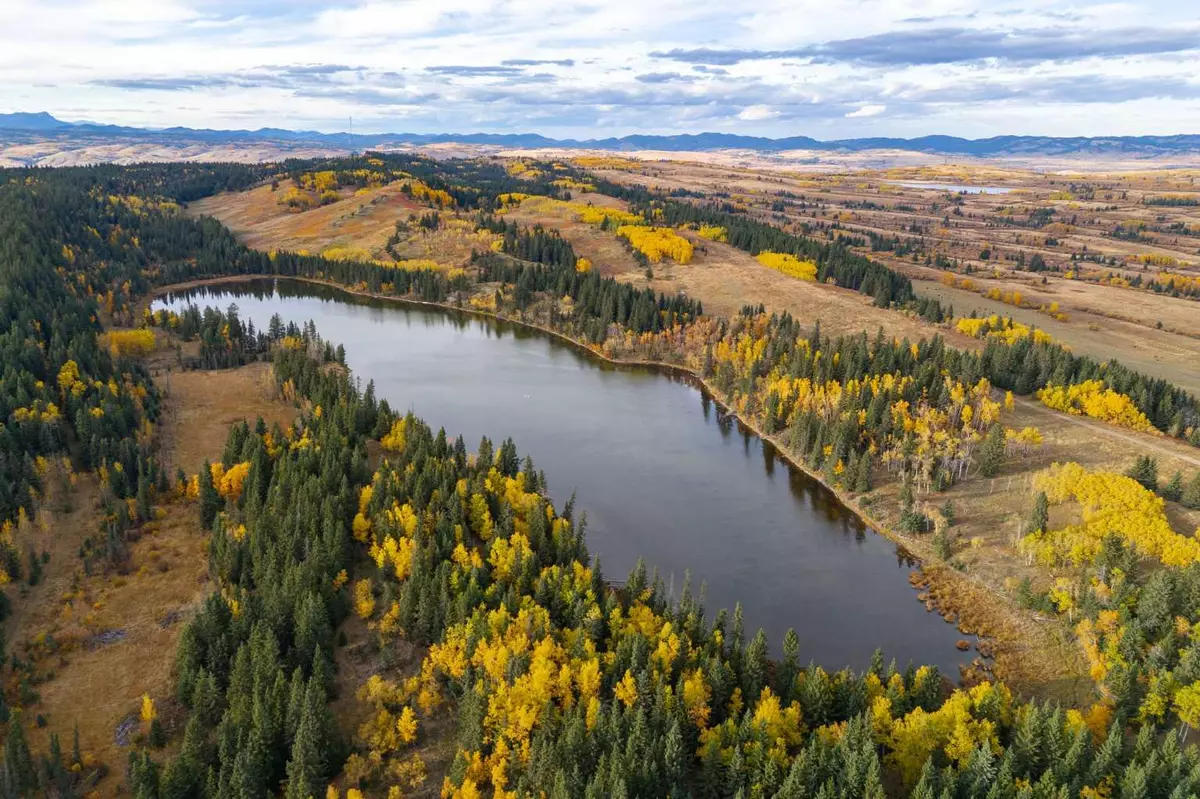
[155,279,975,674]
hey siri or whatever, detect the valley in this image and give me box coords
[2,151,1200,796]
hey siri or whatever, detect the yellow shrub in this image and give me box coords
[755,252,817,281]
[616,225,694,264]
[576,206,642,226]
[954,315,1053,345]
[101,329,156,357]
[1037,380,1156,433]
[1021,462,1200,567]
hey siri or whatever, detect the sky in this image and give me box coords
[2,0,1199,139]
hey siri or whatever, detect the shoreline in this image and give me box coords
[148,274,931,556]
[149,273,1076,692]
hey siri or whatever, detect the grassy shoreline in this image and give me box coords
[148,273,1085,697]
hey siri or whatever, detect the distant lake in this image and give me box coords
[155,278,977,674]
[887,181,1013,195]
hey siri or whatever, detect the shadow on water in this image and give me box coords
[156,278,978,675]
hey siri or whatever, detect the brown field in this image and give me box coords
[911,275,1200,396]
[184,155,1200,703]
[190,180,425,259]
[595,158,1200,395]
[5,345,297,794]
[648,234,972,344]
[502,192,642,278]
[858,392,1200,697]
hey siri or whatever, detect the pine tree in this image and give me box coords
[663,721,685,798]
[149,717,166,748]
[199,459,221,529]
[979,425,1006,478]
[744,628,768,700]
[1163,470,1184,502]
[932,528,953,560]
[779,629,800,703]
[284,693,324,799]
[1125,455,1158,492]
[3,712,35,794]
[853,453,871,492]
[1030,491,1049,533]
[1183,472,1200,509]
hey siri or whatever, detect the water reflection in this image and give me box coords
[155,278,974,674]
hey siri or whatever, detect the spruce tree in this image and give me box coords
[1030,491,1049,533]
[978,425,1006,478]
[3,712,35,794]
[283,695,323,799]
[853,453,871,492]
[779,629,800,703]
[199,459,221,529]
[1163,470,1184,502]
[1184,472,1200,509]
[1125,455,1158,492]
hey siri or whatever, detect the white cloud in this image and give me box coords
[846,104,887,118]
[0,0,1197,137]
[738,105,781,121]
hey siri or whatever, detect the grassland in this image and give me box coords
[595,159,1200,393]
[178,154,1200,708]
[4,337,297,794]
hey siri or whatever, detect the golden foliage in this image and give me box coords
[408,180,455,208]
[616,225,694,264]
[100,329,156,357]
[575,205,642,226]
[755,251,817,281]
[355,579,376,619]
[1021,462,1200,567]
[954,315,1053,345]
[381,418,408,451]
[571,156,642,170]
[878,682,1011,787]
[1037,380,1157,433]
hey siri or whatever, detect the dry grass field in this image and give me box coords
[594,159,1200,395]
[5,344,297,794]
[182,153,1200,702]
[190,180,425,258]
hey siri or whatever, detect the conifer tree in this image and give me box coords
[1126,455,1159,492]
[979,424,1006,478]
[1184,472,1200,509]
[199,459,221,529]
[1030,491,1049,533]
[1163,470,1184,502]
[3,713,35,795]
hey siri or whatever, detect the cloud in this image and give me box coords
[635,72,696,83]
[895,74,1200,105]
[651,25,1200,67]
[845,104,886,118]
[8,0,1200,138]
[291,86,436,106]
[92,76,233,91]
[501,58,575,67]
[275,64,362,76]
[738,105,780,121]
[426,65,526,77]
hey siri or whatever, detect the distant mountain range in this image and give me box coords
[4,111,1200,157]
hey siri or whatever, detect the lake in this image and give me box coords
[155,279,976,674]
[886,181,1013,195]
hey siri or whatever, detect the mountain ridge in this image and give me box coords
[3,112,1200,157]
